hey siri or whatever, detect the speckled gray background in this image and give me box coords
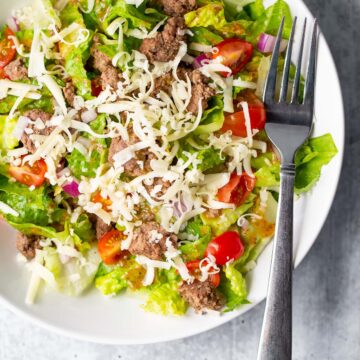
[1,0,359,359]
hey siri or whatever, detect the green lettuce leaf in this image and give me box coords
[42,246,100,296]
[73,214,96,243]
[0,116,19,150]
[67,148,102,179]
[189,27,223,45]
[86,0,165,33]
[185,4,227,30]
[245,0,265,20]
[185,3,249,38]
[295,134,338,194]
[95,262,128,296]
[219,262,249,312]
[194,96,224,135]
[0,175,55,226]
[143,269,187,316]
[59,1,92,97]
[201,194,255,235]
[179,216,212,261]
[248,0,293,43]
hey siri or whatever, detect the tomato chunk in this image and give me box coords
[92,191,112,211]
[98,230,126,265]
[186,259,221,288]
[217,172,256,206]
[0,27,16,68]
[222,106,266,137]
[9,159,47,188]
[212,38,253,77]
[91,79,102,97]
[205,231,244,265]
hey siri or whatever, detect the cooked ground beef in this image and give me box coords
[128,221,177,260]
[144,177,172,198]
[108,127,156,177]
[21,110,54,153]
[152,68,215,114]
[159,0,196,16]
[16,233,42,260]
[96,217,113,240]
[4,58,28,81]
[64,81,76,107]
[140,17,186,63]
[179,279,225,312]
[187,70,216,114]
[90,35,121,89]
[100,66,120,90]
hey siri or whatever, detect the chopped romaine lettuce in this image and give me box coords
[185,4,227,30]
[189,27,223,46]
[201,194,255,235]
[42,246,100,296]
[219,263,249,312]
[248,0,293,42]
[95,262,128,296]
[59,2,92,97]
[144,269,187,316]
[0,116,19,150]
[73,214,96,243]
[185,3,249,38]
[295,134,338,194]
[0,175,55,226]
[194,96,225,135]
[180,216,212,261]
[67,148,102,179]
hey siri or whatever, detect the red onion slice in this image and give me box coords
[257,33,288,53]
[62,181,80,197]
[193,53,211,69]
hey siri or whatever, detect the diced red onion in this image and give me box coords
[193,53,211,69]
[62,181,80,197]
[257,33,289,53]
[6,17,19,32]
[173,200,187,218]
[12,116,29,140]
[81,109,97,123]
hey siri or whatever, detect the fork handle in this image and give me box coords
[257,163,295,360]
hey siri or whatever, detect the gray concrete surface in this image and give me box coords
[1,0,359,359]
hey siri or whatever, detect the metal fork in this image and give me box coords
[256,17,318,360]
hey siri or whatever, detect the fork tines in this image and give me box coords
[263,16,318,110]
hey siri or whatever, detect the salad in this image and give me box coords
[0,0,337,315]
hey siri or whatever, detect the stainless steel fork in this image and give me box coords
[256,17,318,360]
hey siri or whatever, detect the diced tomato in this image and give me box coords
[8,159,47,188]
[0,67,8,79]
[0,27,16,69]
[98,230,126,265]
[186,259,221,288]
[212,38,253,77]
[222,89,266,137]
[205,231,244,266]
[91,79,102,97]
[217,172,256,206]
[221,106,266,137]
[92,191,112,211]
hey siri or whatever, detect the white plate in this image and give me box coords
[0,0,344,345]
